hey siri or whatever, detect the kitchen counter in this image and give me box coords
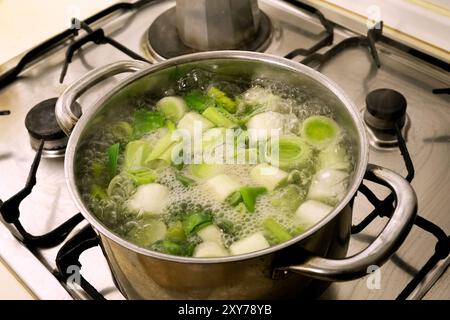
[0,259,34,299]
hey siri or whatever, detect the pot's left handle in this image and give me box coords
[56,60,150,135]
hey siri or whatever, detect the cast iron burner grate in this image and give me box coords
[144,7,273,61]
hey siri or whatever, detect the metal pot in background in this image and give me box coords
[56,52,417,299]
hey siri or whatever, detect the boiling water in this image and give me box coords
[75,69,354,254]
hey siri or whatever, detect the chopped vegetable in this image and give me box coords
[107,174,134,197]
[207,87,237,113]
[190,163,223,179]
[250,163,288,191]
[268,135,312,171]
[177,112,215,136]
[107,143,120,180]
[175,173,196,187]
[91,161,106,180]
[145,132,178,162]
[301,115,341,149]
[156,96,188,123]
[197,225,223,244]
[202,107,237,128]
[205,174,241,202]
[166,221,186,241]
[182,211,213,235]
[127,183,169,215]
[184,92,215,112]
[193,241,229,258]
[241,87,283,111]
[295,199,333,227]
[317,143,352,172]
[90,184,107,200]
[124,140,152,172]
[270,184,304,211]
[152,239,195,256]
[307,169,349,204]
[133,110,165,138]
[127,219,167,247]
[111,121,132,140]
[227,191,243,206]
[229,232,270,255]
[263,218,292,244]
[246,111,285,141]
[239,186,267,213]
[128,169,156,186]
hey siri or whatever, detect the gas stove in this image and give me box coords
[0,0,449,300]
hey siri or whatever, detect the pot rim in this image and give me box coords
[65,51,369,264]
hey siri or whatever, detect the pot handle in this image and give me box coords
[56,60,150,135]
[274,163,417,281]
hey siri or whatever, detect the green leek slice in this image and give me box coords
[156,96,188,123]
[301,115,341,149]
[239,186,267,213]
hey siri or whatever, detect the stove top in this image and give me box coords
[0,0,449,300]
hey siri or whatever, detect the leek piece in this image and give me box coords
[111,121,132,140]
[263,218,292,244]
[145,132,178,162]
[124,140,152,172]
[166,221,186,241]
[241,87,283,111]
[229,232,270,255]
[177,112,214,136]
[90,184,107,200]
[127,219,167,247]
[91,161,105,180]
[207,87,237,113]
[205,174,241,202]
[246,111,285,141]
[182,211,213,235]
[268,135,312,171]
[190,163,223,179]
[227,191,243,206]
[133,110,165,138]
[127,183,169,215]
[239,186,267,213]
[317,143,352,172]
[152,239,195,256]
[197,225,223,244]
[107,143,120,180]
[175,173,196,187]
[202,107,237,128]
[250,163,288,191]
[301,115,341,149]
[107,174,134,197]
[156,96,188,122]
[128,169,156,186]
[270,184,304,211]
[184,92,215,113]
[307,169,349,204]
[193,241,229,258]
[295,199,333,227]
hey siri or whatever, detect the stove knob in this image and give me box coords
[364,88,407,131]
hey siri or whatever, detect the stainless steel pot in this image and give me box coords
[56,51,417,299]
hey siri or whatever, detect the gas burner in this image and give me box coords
[143,7,272,61]
[24,98,81,158]
[363,88,409,149]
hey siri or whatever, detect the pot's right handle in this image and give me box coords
[56,60,150,136]
[274,163,417,281]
